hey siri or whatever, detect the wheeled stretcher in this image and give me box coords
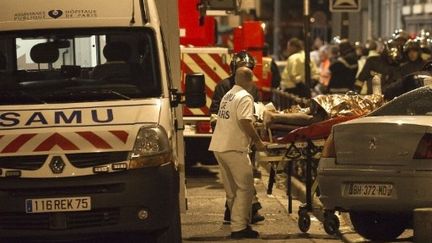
[258,115,360,235]
[256,90,384,234]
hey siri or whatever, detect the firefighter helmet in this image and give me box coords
[403,39,421,53]
[392,29,409,45]
[230,50,255,74]
[383,39,404,65]
[417,30,432,55]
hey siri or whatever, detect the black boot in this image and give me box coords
[231,225,259,239]
[224,202,265,224]
[252,202,262,213]
[251,202,265,224]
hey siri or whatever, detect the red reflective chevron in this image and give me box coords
[188,54,222,88]
[110,130,129,144]
[2,134,37,153]
[34,133,79,151]
[76,131,112,149]
[3,130,129,153]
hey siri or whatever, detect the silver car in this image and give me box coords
[318,85,432,241]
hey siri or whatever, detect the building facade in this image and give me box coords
[331,0,404,42]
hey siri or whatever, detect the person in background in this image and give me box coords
[310,37,324,67]
[263,43,281,89]
[392,29,410,64]
[355,39,403,95]
[209,67,267,239]
[327,39,358,94]
[354,41,368,77]
[280,38,319,98]
[400,39,425,78]
[329,44,340,64]
[365,39,380,58]
[392,29,410,49]
[356,39,379,94]
[417,30,432,61]
[313,45,331,94]
[384,61,432,100]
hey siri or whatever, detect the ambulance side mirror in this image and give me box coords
[184,73,206,108]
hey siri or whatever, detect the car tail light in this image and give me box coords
[413,133,432,159]
[321,133,336,158]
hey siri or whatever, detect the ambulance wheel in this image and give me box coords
[298,213,311,233]
[323,213,340,235]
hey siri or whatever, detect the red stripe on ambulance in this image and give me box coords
[34,133,79,152]
[110,130,129,144]
[0,130,132,152]
[2,134,36,153]
[77,132,112,149]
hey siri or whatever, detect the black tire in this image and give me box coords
[323,214,340,235]
[298,213,311,233]
[349,211,407,241]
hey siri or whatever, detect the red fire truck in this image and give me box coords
[179,0,273,166]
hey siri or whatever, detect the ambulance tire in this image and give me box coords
[155,200,182,243]
[349,211,407,241]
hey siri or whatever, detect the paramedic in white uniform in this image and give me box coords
[209,67,267,239]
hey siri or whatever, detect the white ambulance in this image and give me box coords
[0,0,203,242]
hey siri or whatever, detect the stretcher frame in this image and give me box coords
[258,115,360,234]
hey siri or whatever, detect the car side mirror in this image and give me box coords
[185,73,206,108]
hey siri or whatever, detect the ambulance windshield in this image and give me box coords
[0,27,162,104]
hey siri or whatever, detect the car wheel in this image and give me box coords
[323,213,340,235]
[349,211,407,241]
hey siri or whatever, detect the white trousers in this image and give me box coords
[214,151,255,232]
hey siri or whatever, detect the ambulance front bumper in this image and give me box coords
[0,162,179,240]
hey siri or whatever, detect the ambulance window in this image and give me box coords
[0,28,162,104]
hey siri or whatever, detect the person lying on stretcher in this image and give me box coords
[261,93,385,131]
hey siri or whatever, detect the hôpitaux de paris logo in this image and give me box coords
[48,10,63,19]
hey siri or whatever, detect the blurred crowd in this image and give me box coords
[276,29,432,100]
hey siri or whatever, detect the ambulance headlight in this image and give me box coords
[130,125,172,168]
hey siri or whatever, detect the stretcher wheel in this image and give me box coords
[323,213,340,235]
[298,212,311,233]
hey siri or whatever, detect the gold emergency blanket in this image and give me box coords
[311,94,384,118]
[263,94,384,128]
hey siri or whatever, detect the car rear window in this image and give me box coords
[369,86,432,116]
